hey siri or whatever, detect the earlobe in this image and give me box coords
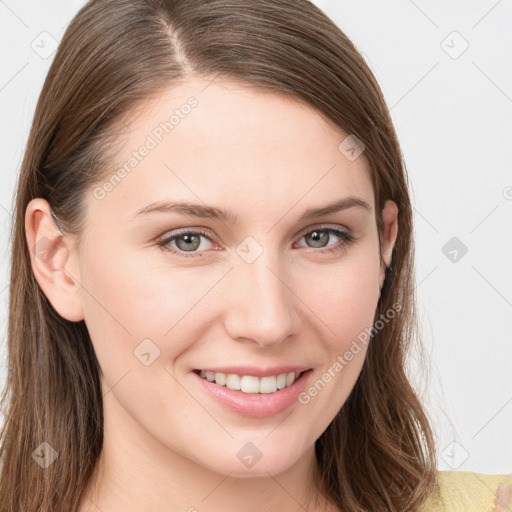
[25,198,85,322]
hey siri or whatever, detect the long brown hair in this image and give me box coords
[0,0,438,510]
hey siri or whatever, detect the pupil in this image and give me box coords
[308,230,328,248]
[178,234,200,251]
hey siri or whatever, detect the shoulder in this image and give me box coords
[421,470,512,512]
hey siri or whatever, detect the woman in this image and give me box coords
[0,0,510,510]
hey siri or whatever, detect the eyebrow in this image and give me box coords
[132,195,372,223]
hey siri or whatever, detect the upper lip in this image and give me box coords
[194,365,312,378]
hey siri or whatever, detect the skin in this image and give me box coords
[496,483,512,512]
[26,77,399,512]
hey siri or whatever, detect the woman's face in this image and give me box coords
[44,78,397,478]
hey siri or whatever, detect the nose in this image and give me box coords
[222,249,300,348]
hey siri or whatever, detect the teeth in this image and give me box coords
[198,370,302,393]
[241,375,260,393]
[286,372,296,386]
[226,373,241,390]
[259,376,277,393]
[214,372,226,386]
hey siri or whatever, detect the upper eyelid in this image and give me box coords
[296,224,352,237]
[160,223,352,244]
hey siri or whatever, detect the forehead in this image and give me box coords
[94,77,374,221]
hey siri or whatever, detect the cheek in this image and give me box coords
[293,258,380,421]
[80,244,211,334]
[301,253,381,348]
[79,246,227,385]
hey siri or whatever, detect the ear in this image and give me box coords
[378,199,399,291]
[25,198,84,322]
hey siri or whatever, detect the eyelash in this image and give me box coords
[156,225,355,259]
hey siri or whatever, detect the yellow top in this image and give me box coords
[421,471,512,511]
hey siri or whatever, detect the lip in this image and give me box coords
[191,368,313,419]
[193,365,311,378]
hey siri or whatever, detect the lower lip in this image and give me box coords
[191,370,313,419]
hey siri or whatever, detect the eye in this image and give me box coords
[156,228,214,257]
[295,226,355,255]
[156,225,355,258]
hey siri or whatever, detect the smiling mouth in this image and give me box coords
[193,369,307,394]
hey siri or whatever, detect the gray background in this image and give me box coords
[0,0,511,473]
